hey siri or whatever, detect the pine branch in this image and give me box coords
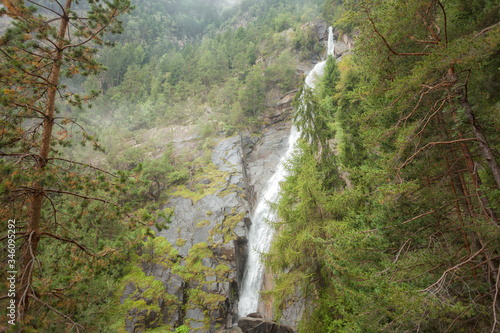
[40,232,93,257]
[397,138,477,181]
[421,244,488,293]
[26,0,63,19]
[47,157,118,178]
[43,189,121,207]
[29,293,86,332]
[61,7,124,51]
[363,7,431,56]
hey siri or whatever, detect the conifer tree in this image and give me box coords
[267,0,500,331]
[0,0,132,327]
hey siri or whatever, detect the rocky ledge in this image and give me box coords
[216,313,294,333]
[119,100,294,332]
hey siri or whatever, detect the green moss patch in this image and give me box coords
[169,163,229,204]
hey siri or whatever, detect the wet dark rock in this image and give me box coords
[247,312,263,319]
[216,327,244,333]
[237,317,295,333]
[315,19,328,41]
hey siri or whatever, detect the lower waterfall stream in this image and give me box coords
[238,26,336,318]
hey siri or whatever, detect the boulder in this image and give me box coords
[237,317,294,333]
[247,312,263,319]
[216,327,244,333]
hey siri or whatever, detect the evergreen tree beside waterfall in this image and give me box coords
[265,0,500,332]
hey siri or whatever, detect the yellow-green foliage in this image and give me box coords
[169,162,229,204]
[187,288,226,312]
[141,236,179,267]
[176,238,187,247]
[108,264,179,332]
[209,211,245,246]
[217,183,239,198]
[196,219,211,228]
[109,234,237,331]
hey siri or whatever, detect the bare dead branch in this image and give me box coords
[29,293,86,332]
[409,36,439,44]
[395,264,444,283]
[474,21,500,38]
[414,98,447,139]
[492,263,500,333]
[397,138,477,181]
[40,232,93,257]
[394,238,412,264]
[421,244,488,293]
[47,157,117,178]
[361,210,436,234]
[435,1,448,46]
[415,4,440,44]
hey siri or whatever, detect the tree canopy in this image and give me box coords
[266,0,500,331]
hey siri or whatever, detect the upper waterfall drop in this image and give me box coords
[238,26,336,318]
[327,26,335,56]
[305,26,335,88]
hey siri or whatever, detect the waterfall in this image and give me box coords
[238,27,336,318]
[327,26,335,57]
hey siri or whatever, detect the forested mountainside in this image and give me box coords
[0,0,499,332]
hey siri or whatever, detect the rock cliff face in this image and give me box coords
[332,29,356,58]
[119,107,294,332]
[117,18,339,333]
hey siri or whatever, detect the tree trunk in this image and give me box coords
[448,68,500,190]
[18,0,73,322]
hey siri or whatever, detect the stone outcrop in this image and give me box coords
[332,29,356,58]
[246,121,292,207]
[119,88,298,332]
[237,316,295,333]
[216,327,244,333]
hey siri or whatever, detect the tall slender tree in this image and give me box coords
[1,0,132,326]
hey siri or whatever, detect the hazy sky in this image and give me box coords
[220,0,243,8]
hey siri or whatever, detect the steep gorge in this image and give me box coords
[116,21,354,333]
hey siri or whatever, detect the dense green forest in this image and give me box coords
[265,0,500,332]
[1,0,499,332]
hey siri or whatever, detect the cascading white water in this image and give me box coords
[327,26,335,57]
[237,126,301,317]
[238,27,336,318]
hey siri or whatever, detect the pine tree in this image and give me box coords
[0,0,132,327]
